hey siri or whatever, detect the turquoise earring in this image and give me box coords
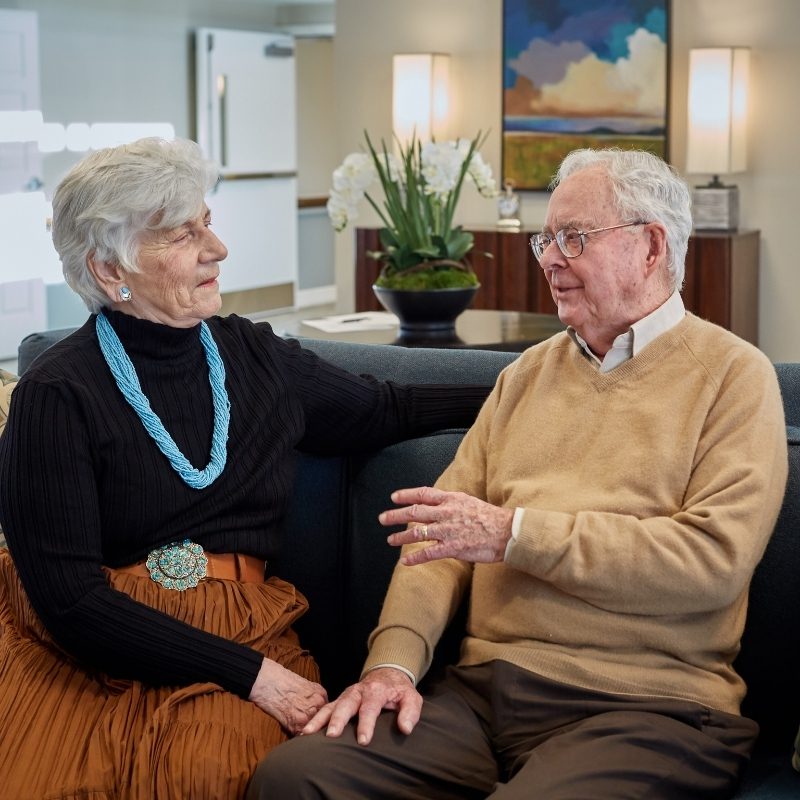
[119,285,132,302]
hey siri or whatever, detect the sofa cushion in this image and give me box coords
[0,368,17,438]
[735,426,800,749]
[776,364,800,427]
[0,367,18,545]
[273,429,468,696]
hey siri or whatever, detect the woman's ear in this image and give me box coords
[87,252,125,305]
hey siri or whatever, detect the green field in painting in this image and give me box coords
[503,132,666,191]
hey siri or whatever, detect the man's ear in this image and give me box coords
[87,252,125,305]
[643,223,668,276]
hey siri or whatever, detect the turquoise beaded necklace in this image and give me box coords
[95,313,230,489]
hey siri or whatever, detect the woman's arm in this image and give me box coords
[0,377,264,697]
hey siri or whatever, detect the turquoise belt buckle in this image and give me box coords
[145,539,208,591]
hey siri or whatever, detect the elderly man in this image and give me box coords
[247,149,788,799]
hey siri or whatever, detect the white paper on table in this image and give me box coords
[301,312,399,333]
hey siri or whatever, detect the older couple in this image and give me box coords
[0,139,786,800]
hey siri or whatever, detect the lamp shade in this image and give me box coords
[392,53,450,146]
[686,47,750,176]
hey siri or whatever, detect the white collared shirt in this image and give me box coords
[567,291,686,373]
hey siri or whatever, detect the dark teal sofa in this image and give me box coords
[16,329,800,798]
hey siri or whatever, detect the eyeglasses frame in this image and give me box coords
[529,221,648,261]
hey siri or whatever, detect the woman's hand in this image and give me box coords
[380,486,515,566]
[249,658,328,735]
[301,667,422,746]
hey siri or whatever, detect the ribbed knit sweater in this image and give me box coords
[365,314,788,715]
[0,310,489,698]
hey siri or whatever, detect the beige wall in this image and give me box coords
[296,38,337,198]
[333,0,800,362]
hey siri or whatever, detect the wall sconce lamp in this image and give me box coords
[392,53,450,147]
[686,47,750,230]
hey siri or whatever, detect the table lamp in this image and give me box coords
[686,47,750,230]
[392,53,450,148]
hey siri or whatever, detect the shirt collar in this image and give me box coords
[568,291,686,372]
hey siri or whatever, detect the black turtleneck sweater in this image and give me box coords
[0,310,489,697]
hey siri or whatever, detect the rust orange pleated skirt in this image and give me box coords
[0,548,319,799]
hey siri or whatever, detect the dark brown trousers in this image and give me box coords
[248,660,758,799]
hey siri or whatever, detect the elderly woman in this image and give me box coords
[0,137,489,799]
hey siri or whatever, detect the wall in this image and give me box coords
[296,37,336,197]
[333,0,800,362]
[3,0,797,357]
[295,37,336,300]
[1,0,337,318]
[7,0,267,187]
[5,0,335,193]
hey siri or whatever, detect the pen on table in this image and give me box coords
[340,317,368,323]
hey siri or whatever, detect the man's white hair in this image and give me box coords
[553,148,692,292]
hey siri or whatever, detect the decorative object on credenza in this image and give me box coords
[373,283,479,334]
[327,131,497,332]
[497,180,521,229]
[686,47,751,231]
[501,0,670,190]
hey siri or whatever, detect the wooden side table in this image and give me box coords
[683,230,760,346]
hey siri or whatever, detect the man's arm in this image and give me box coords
[381,350,789,617]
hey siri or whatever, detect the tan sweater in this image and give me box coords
[365,314,788,714]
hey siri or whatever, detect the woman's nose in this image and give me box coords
[202,228,228,262]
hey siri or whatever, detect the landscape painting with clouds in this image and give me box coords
[502,0,669,190]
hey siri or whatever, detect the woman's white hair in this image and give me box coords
[52,137,219,312]
[552,148,692,292]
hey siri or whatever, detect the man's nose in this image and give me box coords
[539,243,567,271]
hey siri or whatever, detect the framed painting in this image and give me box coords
[502,0,670,191]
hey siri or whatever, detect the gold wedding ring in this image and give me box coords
[420,524,428,540]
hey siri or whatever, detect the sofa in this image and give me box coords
[12,327,800,799]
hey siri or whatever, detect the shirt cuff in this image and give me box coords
[504,507,525,560]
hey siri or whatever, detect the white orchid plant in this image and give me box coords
[327,132,497,289]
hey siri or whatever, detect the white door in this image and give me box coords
[0,9,41,194]
[196,28,296,174]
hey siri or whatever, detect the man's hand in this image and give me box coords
[301,667,422,746]
[380,486,514,566]
[249,658,328,735]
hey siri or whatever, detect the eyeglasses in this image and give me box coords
[529,221,647,261]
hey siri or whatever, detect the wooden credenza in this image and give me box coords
[355,228,760,346]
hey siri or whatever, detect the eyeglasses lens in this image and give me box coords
[531,228,584,260]
[557,228,584,257]
[530,234,551,261]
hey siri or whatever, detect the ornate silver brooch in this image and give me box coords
[145,539,208,591]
